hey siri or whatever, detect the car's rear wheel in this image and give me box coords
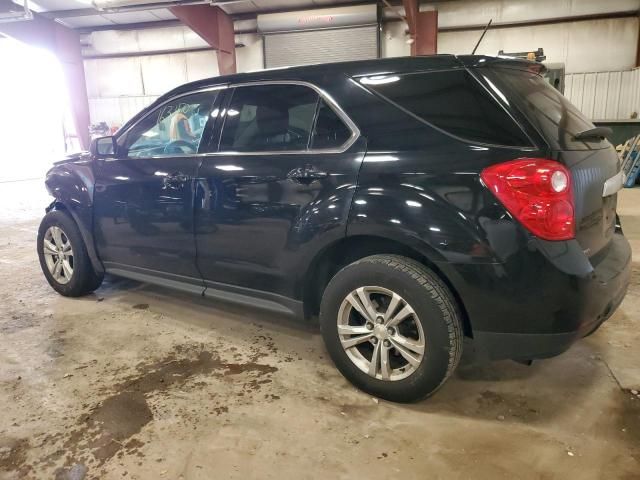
[320,254,463,402]
[37,210,104,297]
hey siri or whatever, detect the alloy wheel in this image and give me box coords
[337,286,425,381]
[43,226,74,285]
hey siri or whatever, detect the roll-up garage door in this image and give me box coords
[264,26,378,69]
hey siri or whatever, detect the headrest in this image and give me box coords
[255,103,289,137]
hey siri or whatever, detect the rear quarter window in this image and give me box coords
[358,69,532,147]
[481,67,600,151]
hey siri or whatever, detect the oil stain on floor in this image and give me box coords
[11,344,280,478]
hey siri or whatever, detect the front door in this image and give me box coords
[195,82,363,300]
[93,90,219,283]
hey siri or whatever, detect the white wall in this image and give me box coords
[382,17,639,74]
[236,33,264,73]
[381,0,640,73]
[438,18,639,74]
[81,26,209,56]
[85,49,219,128]
[432,0,640,28]
[84,28,264,128]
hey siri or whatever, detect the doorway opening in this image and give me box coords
[0,37,78,182]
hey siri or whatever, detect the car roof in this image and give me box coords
[159,54,541,101]
[116,54,542,137]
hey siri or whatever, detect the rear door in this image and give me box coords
[194,81,362,298]
[93,90,219,282]
[481,67,621,257]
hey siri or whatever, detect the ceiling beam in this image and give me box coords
[40,7,99,19]
[170,4,236,74]
[76,19,182,33]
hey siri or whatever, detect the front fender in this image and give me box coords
[45,160,104,274]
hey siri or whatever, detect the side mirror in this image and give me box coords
[90,136,117,158]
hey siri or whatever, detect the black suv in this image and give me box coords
[38,55,631,402]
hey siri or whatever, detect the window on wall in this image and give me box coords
[220,84,319,152]
[122,91,217,158]
[359,69,532,147]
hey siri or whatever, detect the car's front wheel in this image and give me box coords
[37,210,104,297]
[320,254,463,402]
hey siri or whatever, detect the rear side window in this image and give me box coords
[311,99,352,149]
[483,68,598,151]
[359,69,531,147]
[220,84,318,152]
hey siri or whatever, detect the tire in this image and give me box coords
[37,210,104,297]
[320,254,463,403]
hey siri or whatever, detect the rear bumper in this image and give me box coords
[438,232,631,361]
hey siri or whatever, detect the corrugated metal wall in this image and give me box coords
[565,69,640,120]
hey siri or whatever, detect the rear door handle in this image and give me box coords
[286,165,328,184]
[163,172,190,189]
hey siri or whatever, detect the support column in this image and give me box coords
[0,15,91,149]
[169,5,236,75]
[402,0,438,56]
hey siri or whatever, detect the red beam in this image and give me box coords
[0,15,91,150]
[415,10,438,55]
[170,4,236,75]
[401,0,437,56]
[402,0,418,38]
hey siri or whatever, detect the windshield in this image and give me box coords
[482,67,603,151]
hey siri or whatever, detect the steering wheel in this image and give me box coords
[163,140,197,155]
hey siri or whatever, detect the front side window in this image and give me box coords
[220,84,319,152]
[122,91,216,158]
[359,69,531,147]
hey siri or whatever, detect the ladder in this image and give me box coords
[621,134,640,188]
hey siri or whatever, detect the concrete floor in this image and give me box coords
[0,179,639,480]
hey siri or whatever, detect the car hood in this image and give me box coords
[53,151,92,165]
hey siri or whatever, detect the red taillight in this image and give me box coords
[480,158,575,241]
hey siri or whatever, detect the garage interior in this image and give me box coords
[1,0,639,478]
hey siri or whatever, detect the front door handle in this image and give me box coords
[286,165,328,184]
[163,172,190,189]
